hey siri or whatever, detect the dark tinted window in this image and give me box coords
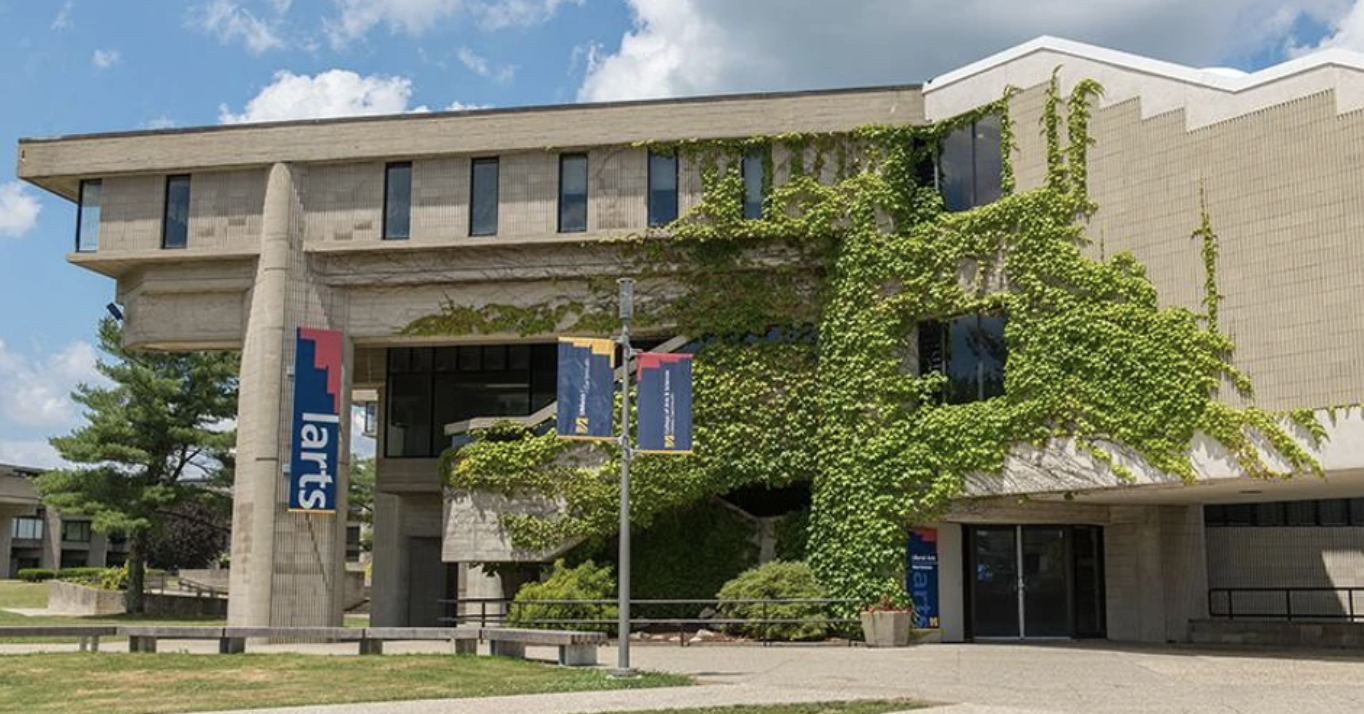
[919,313,1007,404]
[1254,502,1284,526]
[559,154,588,233]
[162,175,191,249]
[741,150,765,220]
[76,179,102,253]
[1285,500,1318,526]
[470,158,499,236]
[648,151,678,227]
[939,116,1002,212]
[1320,499,1350,526]
[62,521,92,543]
[384,162,412,240]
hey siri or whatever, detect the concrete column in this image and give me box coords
[228,162,350,628]
[937,523,966,642]
[1159,505,1209,643]
[370,492,404,626]
[40,510,61,570]
[0,513,14,579]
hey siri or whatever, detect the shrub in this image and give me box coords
[509,559,617,633]
[716,560,828,641]
[56,567,107,583]
[17,569,55,583]
[100,564,129,591]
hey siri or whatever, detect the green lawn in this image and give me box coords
[0,653,692,714]
[0,580,224,642]
[614,704,924,714]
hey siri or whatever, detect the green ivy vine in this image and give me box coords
[428,75,1324,614]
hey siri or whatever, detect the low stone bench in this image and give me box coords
[481,628,606,666]
[359,627,480,655]
[220,626,365,654]
[123,626,235,654]
[0,625,119,652]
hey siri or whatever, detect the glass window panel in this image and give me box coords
[508,345,530,371]
[939,125,974,212]
[1320,499,1350,526]
[433,347,459,373]
[483,345,507,372]
[458,346,482,371]
[470,158,499,236]
[943,313,1007,404]
[973,114,1003,207]
[742,150,765,220]
[559,154,588,233]
[1351,498,1364,526]
[77,180,102,253]
[385,373,432,458]
[384,163,412,240]
[1224,503,1256,526]
[1204,505,1227,527]
[162,175,191,249]
[1285,500,1318,526]
[62,521,91,543]
[648,151,678,227]
[1255,502,1284,526]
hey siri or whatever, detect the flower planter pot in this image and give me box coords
[861,610,912,647]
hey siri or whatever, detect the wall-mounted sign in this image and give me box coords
[636,352,693,454]
[556,337,616,441]
[908,528,939,628]
[289,328,343,513]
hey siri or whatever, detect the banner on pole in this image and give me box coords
[557,337,616,441]
[289,327,343,514]
[907,528,939,628]
[636,352,693,454]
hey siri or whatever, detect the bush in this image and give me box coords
[56,567,107,583]
[17,568,55,582]
[509,559,617,633]
[100,564,128,591]
[716,561,828,641]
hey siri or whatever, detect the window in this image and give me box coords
[162,175,191,249]
[918,313,1007,404]
[76,179,102,252]
[939,114,1002,212]
[741,149,765,220]
[1207,498,1364,527]
[470,158,499,237]
[648,151,678,227]
[12,517,43,541]
[62,520,92,543]
[383,162,412,240]
[559,154,588,233]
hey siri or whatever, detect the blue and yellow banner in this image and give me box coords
[636,352,693,454]
[907,528,939,628]
[556,337,616,441]
[289,328,343,514]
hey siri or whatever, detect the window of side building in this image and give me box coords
[741,149,765,220]
[161,175,191,249]
[76,179,102,253]
[648,150,678,227]
[12,516,43,541]
[559,154,589,233]
[939,114,1003,212]
[470,158,500,237]
[62,520,92,543]
[918,313,1007,404]
[383,162,413,240]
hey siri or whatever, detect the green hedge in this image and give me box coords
[509,560,617,632]
[716,561,828,641]
[17,568,55,582]
[56,567,108,582]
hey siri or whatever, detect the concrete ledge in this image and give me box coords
[362,627,480,641]
[222,627,365,642]
[481,628,607,646]
[1191,619,1364,648]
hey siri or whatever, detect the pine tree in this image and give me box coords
[39,317,238,613]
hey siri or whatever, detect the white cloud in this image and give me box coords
[145,116,178,130]
[1291,1,1364,54]
[0,440,64,470]
[475,0,583,30]
[579,0,1350,102]
[326,0,577,47]
[0,340,101,430]
[190,0,288,54]
[219,69,418,123]
[0,182,41,239]
[91,49,121,70]
[51,0,74,31]
[446,100,491,111]
[457,46,515,83]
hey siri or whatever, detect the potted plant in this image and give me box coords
[860,597,914,647]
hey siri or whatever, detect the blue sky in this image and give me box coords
[0,0,1356,467]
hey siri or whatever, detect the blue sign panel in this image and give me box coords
[289,328,343,513]
[557,338,616,441]
[636,352,693,454]
[908,528,939,628]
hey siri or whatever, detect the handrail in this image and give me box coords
[1208,587,1364,622]
[443,335,692,437]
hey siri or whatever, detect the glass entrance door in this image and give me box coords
[968,525,1105,639]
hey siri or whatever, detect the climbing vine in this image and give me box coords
[427,75,1324,614]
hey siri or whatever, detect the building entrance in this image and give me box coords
[965,525,1105,639]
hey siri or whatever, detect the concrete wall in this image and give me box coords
[370,492,444,626]
[47,580,126,616]
[1104,505,1208,643]
[1207,526,1364,618]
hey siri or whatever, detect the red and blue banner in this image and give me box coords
[636,352,693,454]
[907,528,939,628]
[557,338,616,441]
[289,328,343,513]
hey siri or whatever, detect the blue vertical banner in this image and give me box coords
[907,528,939,628]
[636,352,693,454]
[289,328,343,513]
[556,338,616,441]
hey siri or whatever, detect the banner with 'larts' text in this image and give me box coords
[289,328,342,513]
[557,337,616,441]
[636,352,693,454]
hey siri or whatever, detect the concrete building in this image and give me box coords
[15,36,1364,642]
[0,463,129,577]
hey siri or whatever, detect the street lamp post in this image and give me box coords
[612,277,637,678]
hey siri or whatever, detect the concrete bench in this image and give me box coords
[0,626,119,652]
[122,626,232,653]
[481,627,606,666]
[359,627,480,655]
[220,626,364,654]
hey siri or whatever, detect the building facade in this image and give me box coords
[0,463,129,577]
[16,37,1364,641]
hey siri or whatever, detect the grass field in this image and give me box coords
[615,704,924,714]
[0,653,692,714]
[0,580,224,640]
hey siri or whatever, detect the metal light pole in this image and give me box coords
[612,277,637,678]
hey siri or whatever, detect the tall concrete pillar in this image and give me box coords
[228,162,351,628]
[40,510,61,570]
[0,513,14,579]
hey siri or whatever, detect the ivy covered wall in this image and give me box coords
[434,75,1323,612]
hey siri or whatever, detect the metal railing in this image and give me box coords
[1208,587,1364,622]
[439,597,862,645]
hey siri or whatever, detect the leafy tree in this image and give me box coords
[349,455,375,552]
[40,317,238,613]
[144,494,232,571]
